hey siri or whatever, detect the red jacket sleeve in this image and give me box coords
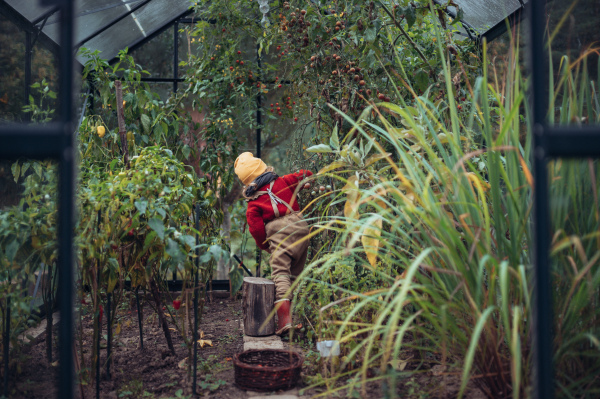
[247,202,269,251]
[282,169,313,190]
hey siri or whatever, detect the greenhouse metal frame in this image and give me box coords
[1,0,597,397]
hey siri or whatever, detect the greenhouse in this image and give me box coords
[0,0,599,397]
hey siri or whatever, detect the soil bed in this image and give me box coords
[10,292,485,398]
[11,293,250,398]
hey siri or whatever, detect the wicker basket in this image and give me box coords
[233,349,304,391]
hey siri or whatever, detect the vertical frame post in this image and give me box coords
[3,298,10,397]
[56,0,75,397]
[529,0,553,398]
[255,43,262,277]
[135,288,144,350]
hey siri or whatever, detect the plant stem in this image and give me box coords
[377,2,437,81]
[149,276,175,355]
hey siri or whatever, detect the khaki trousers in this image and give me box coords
[265,213,310,300]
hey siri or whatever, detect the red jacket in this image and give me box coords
[246,170,312,250]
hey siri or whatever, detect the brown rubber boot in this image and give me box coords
[274,299,292,336]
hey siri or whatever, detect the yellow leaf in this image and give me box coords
[518,155,533,187]
[467,172,491,193]
[115,323,121,335]
[318,161,347,174]
[361,217,382,267]
[197,339,213,348]
[365,153,391,167]
[343,176,360,220]
[344,196,358,219]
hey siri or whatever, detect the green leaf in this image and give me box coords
[209,244,227,261]
[306,144,333,153]
[404,6,417,29]
[11,162,21,183]
[330,124,340,150]
[364,26,376,43]
[182,145,191,160]
[199,250,212,263]
[134,200,147,215]
[179,234,195,249]
[33,162,43,178]
[140,114,151,134]
[143,231,157,251]
[229,267,244,294]
[107,258,120,293]
[166,238,185,263]
[148,218,164,240]
[349,150,362,165]
[452,8,464,25]
[415,69,429,92]
[5,239,19,262]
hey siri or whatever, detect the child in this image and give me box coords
[234,152,312,335]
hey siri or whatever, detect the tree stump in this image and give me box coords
[242,277,275,336]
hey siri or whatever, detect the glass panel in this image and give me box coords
[0,158,60,396]
[3,0,53,23]
[450,0,523,34]
[547,0,600,125]
[0,12,25,122]
[43,0,146,45]
[74,0,191,64]
[6,0,191,65]
[146,82,173,101]
[130,26,174,78]
[548,158,600,397]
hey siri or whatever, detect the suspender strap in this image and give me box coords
[251,181,295,218]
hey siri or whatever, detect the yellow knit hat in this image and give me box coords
[234,152,267,186]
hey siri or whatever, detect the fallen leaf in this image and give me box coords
[389,355,412,371]
[197,339,213,348]
[178,357,188,369]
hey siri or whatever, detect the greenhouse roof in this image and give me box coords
[2,0,193,64]
[450,0,527,41]
[2,0,525,64]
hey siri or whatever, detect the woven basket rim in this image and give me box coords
[233,349,304,373]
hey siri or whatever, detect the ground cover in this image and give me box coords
[12,294,243,398]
